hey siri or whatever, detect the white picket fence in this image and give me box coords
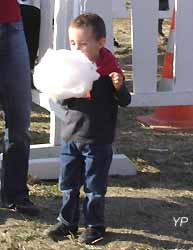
[29,0,193,179]
[131,0,193,107]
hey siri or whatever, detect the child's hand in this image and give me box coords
[109,72,123,90]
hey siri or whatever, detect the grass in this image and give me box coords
[0,18,193,250]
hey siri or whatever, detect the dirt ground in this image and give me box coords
[0,18,193,250]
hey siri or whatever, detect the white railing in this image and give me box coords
[130,0,193,107]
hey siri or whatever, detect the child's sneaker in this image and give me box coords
[78,226,105,244]
[47,222,78,241]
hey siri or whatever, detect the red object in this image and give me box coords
[0,0,21,23]
[138,106,193,130]
[162,52,174,79]
[96,47,124,77]
[86,47,124,99]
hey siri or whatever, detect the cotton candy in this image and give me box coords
[33,49,100,102]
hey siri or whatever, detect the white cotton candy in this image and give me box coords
[33,49,100,102]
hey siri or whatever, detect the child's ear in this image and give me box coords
[98,37,106,49]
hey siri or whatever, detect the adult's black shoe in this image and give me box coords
[4,198,40,216]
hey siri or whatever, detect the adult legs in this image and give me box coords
[0,22,32,205]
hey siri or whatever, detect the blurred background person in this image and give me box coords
[158,0,169,41]
[18,0,41,87]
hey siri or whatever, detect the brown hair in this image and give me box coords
[70,13,106,40]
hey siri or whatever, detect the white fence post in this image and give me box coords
[31,0,62,160]
[49,112,61,146]
[38,0,53,59]
[131,0,158,94]
[175,1,193,92]
[53,0,75,50]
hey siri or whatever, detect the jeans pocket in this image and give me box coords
[9,22,24,31]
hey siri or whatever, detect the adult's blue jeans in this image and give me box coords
[58,141,113,228]
[0,22,31,204]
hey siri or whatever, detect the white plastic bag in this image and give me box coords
[33,49,100,102]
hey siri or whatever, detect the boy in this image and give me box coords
[47,13,131,244]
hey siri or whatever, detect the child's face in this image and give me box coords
[69,26,105,62]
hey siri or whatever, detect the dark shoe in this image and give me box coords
[47,222,78,241]
[5,198,40,216]
[78,226,105,244]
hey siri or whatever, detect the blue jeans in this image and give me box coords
[58,141,113,228]
[0,22,31,204]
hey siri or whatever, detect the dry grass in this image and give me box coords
[0,18,193,250]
